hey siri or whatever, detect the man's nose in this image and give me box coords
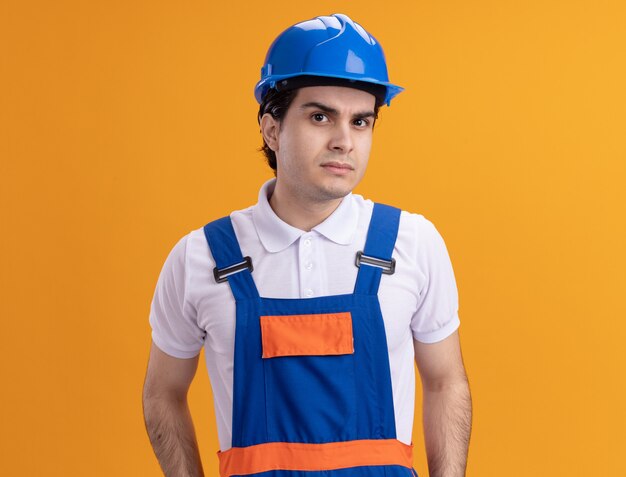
[328,122,354,154]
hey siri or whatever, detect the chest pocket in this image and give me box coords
[260,312,354,358]
[260,311,357,442]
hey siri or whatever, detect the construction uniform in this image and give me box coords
[150,180,460,476]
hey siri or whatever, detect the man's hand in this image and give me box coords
[414,330,472,477]
[142,342,204,477]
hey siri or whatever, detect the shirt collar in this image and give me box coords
[252,179,359,253]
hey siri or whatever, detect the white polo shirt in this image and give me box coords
[150,179,460,451]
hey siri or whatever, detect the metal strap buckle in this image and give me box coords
[355,251,396,275]
[213,256,253,283]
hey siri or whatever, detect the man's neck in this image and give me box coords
[269,185,344,232]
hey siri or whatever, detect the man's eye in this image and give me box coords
[353,118,369,127]
[312,113,328,122]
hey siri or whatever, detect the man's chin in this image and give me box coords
[316,184,354,202]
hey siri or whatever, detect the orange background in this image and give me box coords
[1,1,625,476]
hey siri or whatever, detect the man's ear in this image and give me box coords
[260,113,280,152]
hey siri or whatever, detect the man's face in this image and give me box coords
[271,86,376,204]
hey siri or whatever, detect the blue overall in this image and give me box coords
[203,203,417,477]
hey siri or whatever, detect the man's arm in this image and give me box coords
[414,330,472,477]
[143,341,204,477]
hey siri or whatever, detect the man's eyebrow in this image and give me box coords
[299,101,375,119]
[300,102,339,116]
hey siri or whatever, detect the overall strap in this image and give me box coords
[354,203,401,295]
[203,216,259,301]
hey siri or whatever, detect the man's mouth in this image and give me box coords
[321,162,354,174]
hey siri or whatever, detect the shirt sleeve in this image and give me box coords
[149,234,205,358]
[411,217,461,343]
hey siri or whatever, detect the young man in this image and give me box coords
[143,13,472,477]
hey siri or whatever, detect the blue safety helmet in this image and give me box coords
[254,13,404,106]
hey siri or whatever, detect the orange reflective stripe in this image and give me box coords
[218,439,413,476]
[260,312,354,358]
